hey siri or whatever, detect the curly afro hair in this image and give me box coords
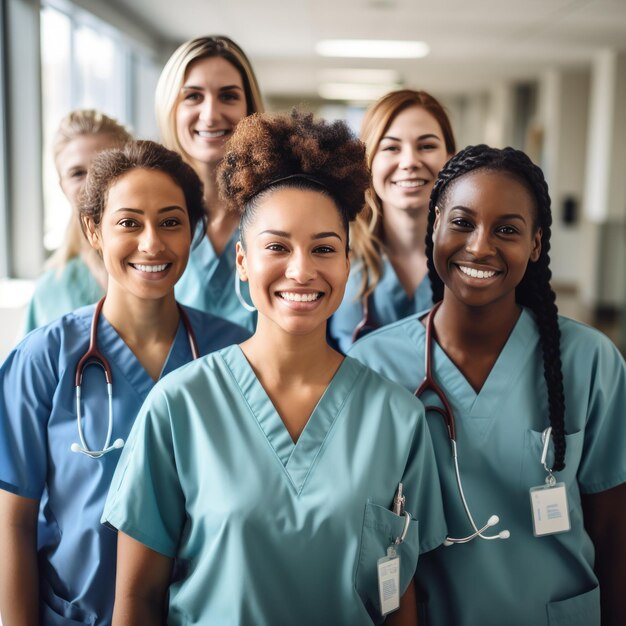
[218,110,369,246]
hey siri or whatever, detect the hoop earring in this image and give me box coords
[235,271,256,312]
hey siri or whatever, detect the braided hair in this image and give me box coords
[425,144,566,471]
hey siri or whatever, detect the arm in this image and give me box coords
[0,490,39,626]
[386,578,418,626]
[582,482,626,626]
[112,531,173,626]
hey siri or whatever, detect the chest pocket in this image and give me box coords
[354,501,420,623]
[520,429,585,491]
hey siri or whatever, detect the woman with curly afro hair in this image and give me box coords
[103,111,446,626]
[350,144,626,625]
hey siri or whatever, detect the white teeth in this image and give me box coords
[459,265,496,279]
[133,263,168,273]
[196,130,227,138]
[394,179,426,188]
[279,292,321,302]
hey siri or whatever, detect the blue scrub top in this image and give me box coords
[329,257,432,353]
[23,256,104,334]
[0,305,249,626]
[349,308,626,626]
[103,346,447,625]
[175,226,257,331]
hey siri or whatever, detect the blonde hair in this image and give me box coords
[155,35,264,162]
[47,110,132,271]
[351,90,456,298]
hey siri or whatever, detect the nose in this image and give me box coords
[199,95,219,124]
[138,225,165,256]
[465,227,496,259]
[285,250,317,283]
[399,145,420,170]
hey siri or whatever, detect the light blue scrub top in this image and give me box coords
[175,226,257,331]
[349,308,626,626]
[329,257,432,353]
[0,305,249,626]
[103,346,447,625]
[23,256,104,334]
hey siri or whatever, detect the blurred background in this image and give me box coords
[1,0,625,359]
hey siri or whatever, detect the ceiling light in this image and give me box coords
[316,39,429,59]
[318,68,401,84]
[318,82,401,102]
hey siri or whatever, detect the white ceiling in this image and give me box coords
[109,0,626,99]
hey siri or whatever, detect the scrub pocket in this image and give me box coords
[521,429,584,489]
[41,582,97,625]
[546,585,600,626]
[355,500,420,622]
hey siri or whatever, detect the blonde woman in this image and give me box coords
[24,110,132,333]
[155,35,263,330]
[330,90,456,352]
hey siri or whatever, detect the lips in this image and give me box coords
[130,263,171,273]
[277,291,323,302]
[392,179,427,188]
[194,129,228,138]
[457,264,499,279]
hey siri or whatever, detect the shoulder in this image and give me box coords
[180,305,251,350]
[349,311,426,358]
[3,306,94,380]
[344,356,424,411]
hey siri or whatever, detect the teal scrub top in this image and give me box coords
[349,308,626,626]
[23,256,104,334]
[0,305,250,626]
[329,257,432,353]
[175,226,257,331]
[103,346,447,625]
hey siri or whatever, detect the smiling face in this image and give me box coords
[433,169,542,310]
[84,168,192,303]
[175,56,248,167]
[236,187,350,336]
[371,105,452,216]
[56,134,121,211]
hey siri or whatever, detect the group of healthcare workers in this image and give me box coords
[0,30,624,626]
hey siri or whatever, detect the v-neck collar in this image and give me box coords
[405,307,538,432]
[97,309,194,401]
[191,226,238,292]
[221,345,364,493]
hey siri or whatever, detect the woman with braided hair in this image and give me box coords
[103,111,446,625]
[350,144,626,625]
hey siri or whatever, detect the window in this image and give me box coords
[40,0,160,252]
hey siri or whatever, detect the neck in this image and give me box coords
[434,293,521,354]
[383,206,428,258]
[241,318,341,386]
[101,283,180,348]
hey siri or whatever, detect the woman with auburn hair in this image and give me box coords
[103,112,445,625]
[155,35,264,330]
[24,109,132,333]
[330,89,456,353]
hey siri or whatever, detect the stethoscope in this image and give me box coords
[71,297,200,459]
[415,301,511,546]
[351,294,379,344]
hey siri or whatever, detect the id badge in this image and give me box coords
[377,547,400,615]
[529,482,571,536]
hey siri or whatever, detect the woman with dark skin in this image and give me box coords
[350,145,626,626]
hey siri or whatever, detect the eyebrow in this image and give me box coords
[451,206,529,223]
[113,206,186,215]
[380,133,441,142]
[258,229,343,241]
[181,84,244,92]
